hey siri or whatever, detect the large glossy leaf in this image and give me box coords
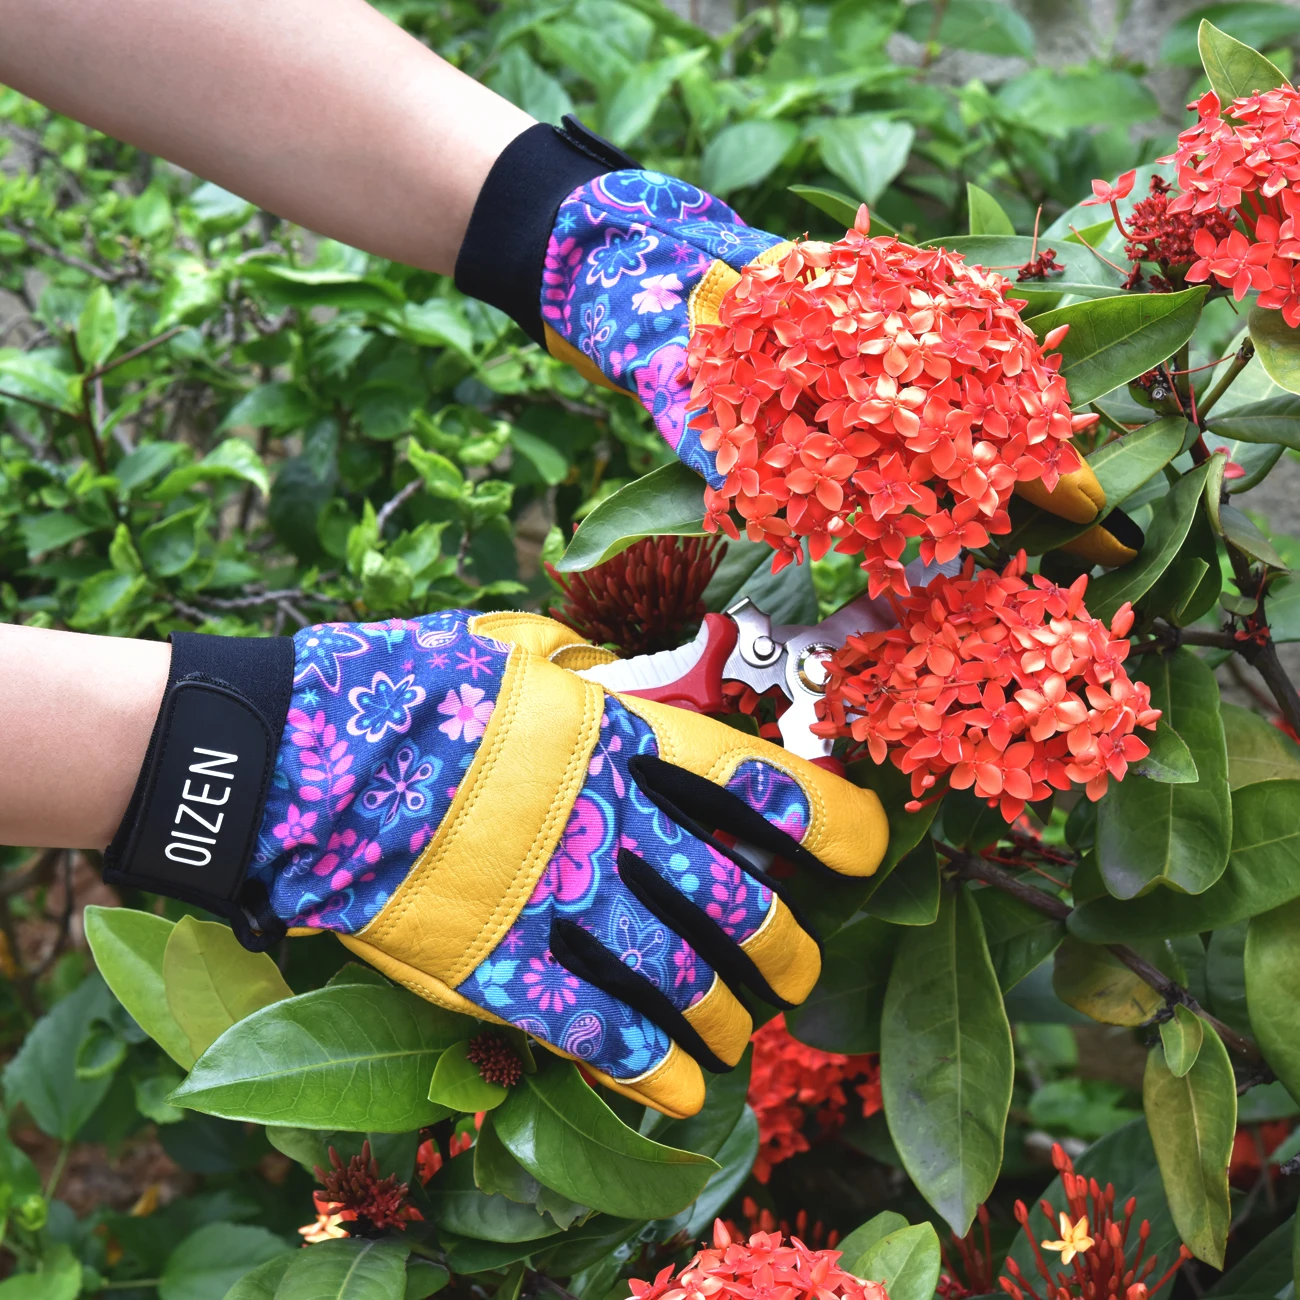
[163,916,293,1061]
[1222,702,1300,789]
[663,1104,761,1242]
[857,1224,942,1300]
[966,183,1014,236]
[557,463,706,572]
[3,974,117,1140]
[839,1212,911,1274]
[1245,896,1300,1105]
[1198,19,1291,103]
[428,1039,508,1112]
[864,841,940,926]
[492,1063,716,1219]
[1095,649,1231,898]
[1071,780,1300,942]
[1133,720,1198,784]
[84,905,192,1068]
[1089,417,1190,506]
[974,889,1066,992]
[171,984,470,1131]
[1203,1216,1297,1298]
[815,115,915,206]
[159,1223,291,1300]
[1207,393,1300,450]
[1144,1022,1235,1268]
[703,533,817,626]
[223,1256,294,1300]
[1085,463,1212,623]
[656,1047,752,1161]
[1053,937,1176,1027]
[1250,303,1300,397]
[425,1149,566,1241]
[786,915,900,1053]
[274,1238,409,1300]
[1028,288,1207,407]
[880,888,1013,1233]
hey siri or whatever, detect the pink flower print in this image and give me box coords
[408,823,433,855]
[634,342,690,449]
[273,803,318,850]
[438,683,493,742]
[705,853,750,937]
[291,708,355,814]
[632,273,683,314]
[672,939,698,989]
[772,807,808,842]
[529,795,603,910]
[523,952,579,1013]
[456,647,495,679]
[313,828,358,878]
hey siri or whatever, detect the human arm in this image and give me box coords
[0,0,533,274]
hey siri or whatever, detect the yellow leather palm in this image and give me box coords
[1015,463,1139,568]
[341,615,888,1117]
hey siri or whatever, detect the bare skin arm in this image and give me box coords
[0,0,535,847]
[0,0,534,274]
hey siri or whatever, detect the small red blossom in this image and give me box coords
[815,553,1160,824]
[312,1141,423,1238]
[1212,446,1246,479]
[1121,175,1235,289]
[1018,248,1063,281]
[748,1014,881,1183]
[939,1205,995,1300]
[727,1201,840,1251]
[1229,1120,1291,1187]
[466,1030,524,1087]
[686,205,1095,597]
[1166,86,1300,325]
[1083,171,1137,207]
[415,1138,442,1185]
[999,1143,1192,1300]
[629,1220,888,1300]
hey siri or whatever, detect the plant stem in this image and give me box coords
[1197,338,1255,423]
[937,841,1264,1064]
[44,1140,71,1201]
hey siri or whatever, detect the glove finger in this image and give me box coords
[1015,461,1105,524]
[1062,506,1143,567]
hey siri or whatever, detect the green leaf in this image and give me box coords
[838,1212,911,1274]
[160,1223,291,1300]
[1250,302,1300,396]
[1071,780,1300,942]
[274,1238,410,1300]
[1134,720,1200,784]
[601,48,709,148]
[815,115,915,206]
[928,236,1127,301]
[1222,702,1300,789]
[974,889,1066,993]
[240,261,404,315]
[656,1048,752,1160]
[1090,418,1191,506]
[170,983,471,1131]
[488,45,574,127]
[997,68,1159,136]
[703,533,817,626]
[790,186,905,240]
[0,349,78,411]
[163,916,293,1062]
[154,438,270,499]
[1206,393,1300,450]
[1096,649,1231,898]
[76,284,124,369]
[1053,936,1175,1026]
[700,121,799,196]
[428,1039,509,1112]
[1245,896,1300,1107]
[1160,1005,1205,1078]
[1085,463,1212,623]
[786,915,900,1054]
[880,888,1013,1233]
[864,840,940,926]
[1219,503,1287,567]
[221,1255,293,1300]
[966,183,1015,236]
[1202,1216,1297,1298]
[3,974,116,1139]
[508,428,568,487]
[676,1105,760,1242]
[84,905,193,1068]
[425,1148,565,1241]
[1198,19,1291,102]
[222,381,319,433]
[0,1244,82,1300]
[21,512,96,557]
[1033,287,1209,405]
[1163,4,1300,66]
[856,1224,943,1300]
[901,0,1034,55]
[140,504,205,576]
[406,1261,451,1300]
[557,463,707,571]
[158,256,223,326]
[1144,1021,1235,1268]
[492,1063,716,1219]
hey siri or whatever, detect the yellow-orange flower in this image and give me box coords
[1041,1213,1094,1266]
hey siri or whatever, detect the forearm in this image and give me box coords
[0,0,533,274]
[0,626,170,849]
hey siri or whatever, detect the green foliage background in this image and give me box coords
[4,3,1300,1299]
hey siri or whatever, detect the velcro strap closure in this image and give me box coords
[103,632,294,949]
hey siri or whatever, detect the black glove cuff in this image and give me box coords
[454,115,639,346]
[103,632,295,950]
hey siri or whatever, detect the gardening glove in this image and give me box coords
[104,611,887,1117]
[455,116,1137,566]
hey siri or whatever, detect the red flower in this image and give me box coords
[630,1220,888,1300]
[312,1141,423,1238]
[747,1014,881,1183]
[686,206,1094,597]
[815,554,1159,823]
[1082,170,1137,206]
[466,1030,524,1087]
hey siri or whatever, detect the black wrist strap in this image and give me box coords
[454,115,639,346]
[103,632,295,950]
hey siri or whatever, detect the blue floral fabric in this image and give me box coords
[252,612,511,932]
[541,169,782,487]
[252,613,814,1085]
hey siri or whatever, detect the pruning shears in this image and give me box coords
[578,557,960,768]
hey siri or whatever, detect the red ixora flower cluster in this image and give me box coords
[630,1221,887,1300]
[815,554,1159,823]
[1166,87,1300,323]
[686,206,1096,597]
[1001,1142,1192,1300]
[748,1014,881,1183]
[309,1141,423,1239]
[467,1030,524,1087]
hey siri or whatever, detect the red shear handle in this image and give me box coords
[619,613,738,713]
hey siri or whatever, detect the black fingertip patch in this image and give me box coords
[1100,506,1144,553]
[548,918,731,1076]
[616,848,793,1010]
